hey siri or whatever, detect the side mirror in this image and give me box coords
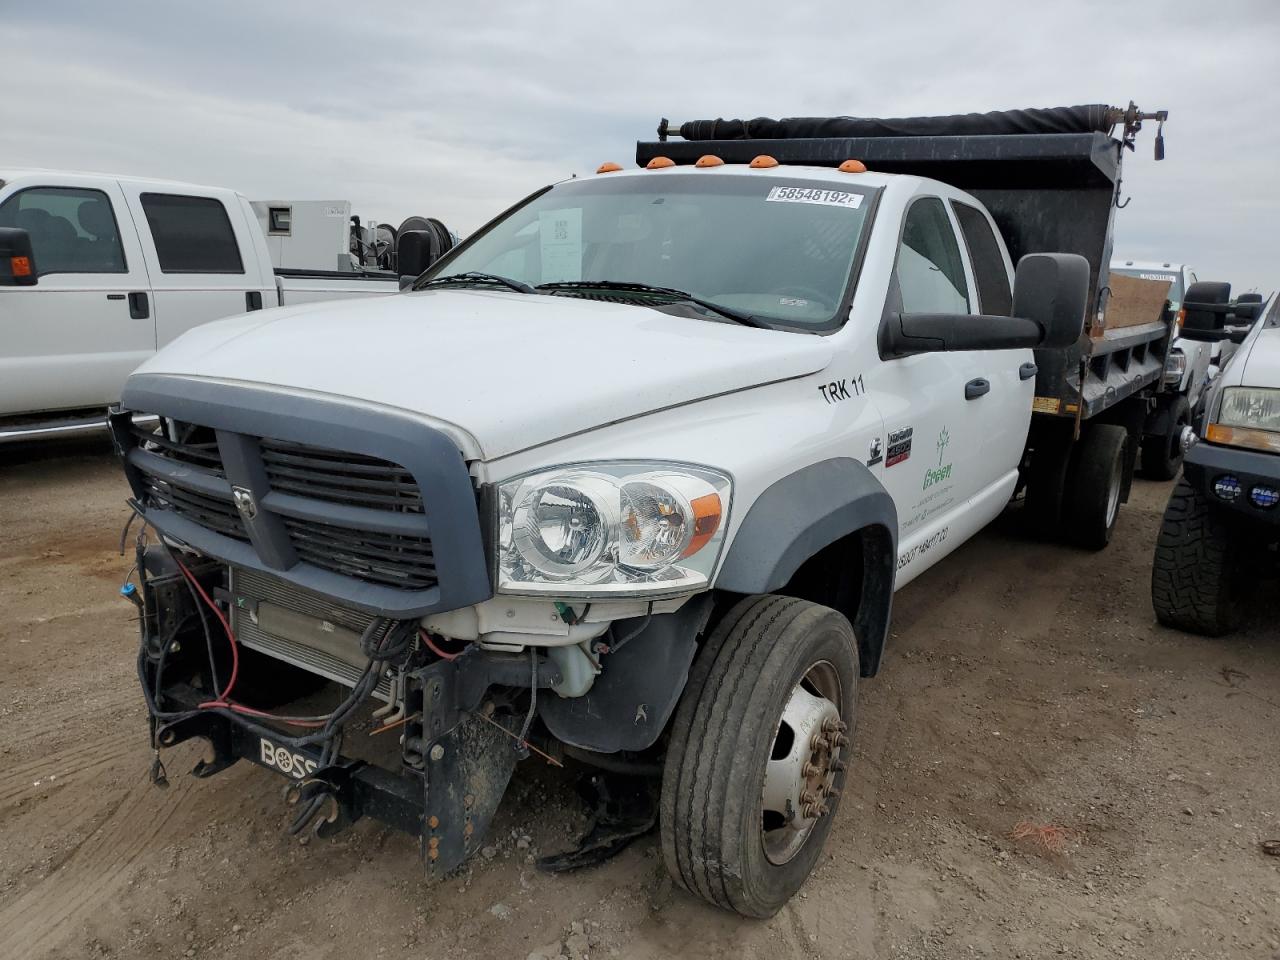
[0,227,37,286]
[1011,252,1090,349]
[396,228,446,281]
[879,252,1089,358]
[1178,280,1234,342]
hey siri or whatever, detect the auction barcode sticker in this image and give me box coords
[766,186,863,209]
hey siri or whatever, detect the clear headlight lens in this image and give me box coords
[1162,349,1187,385]
[497,462,731,597]
[1217,387,1280,432]
[1207,387,1280,455]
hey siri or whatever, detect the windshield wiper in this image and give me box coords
[535,280,769,328]
[417,271,535,294]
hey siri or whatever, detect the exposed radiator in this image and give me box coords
[229,567,393,700]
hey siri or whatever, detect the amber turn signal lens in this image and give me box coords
[645,156,676,169]
[596,162,622,173]
[10,255,31,277]
[838,159,867,173]
[681,493,723,558]
[749,155,779,168]
[1206,424,1280,454]
[694,154,724,168]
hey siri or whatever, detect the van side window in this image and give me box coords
[0,187,127,276]
[952,201,1012,316]
[140,193,244,274]
[896,197,969,314]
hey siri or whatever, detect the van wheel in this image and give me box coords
[1064,424,1128,550]
[659,595,858,918]
[1141,395,1191,480]
[1151,478,1245,635]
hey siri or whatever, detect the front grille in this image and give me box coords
[260,438,424,514]
[281,516,436,589]
[131,419,223,475]
[141,475,249,542]
[127,416,439,592]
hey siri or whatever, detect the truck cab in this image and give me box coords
[0,170,411,442]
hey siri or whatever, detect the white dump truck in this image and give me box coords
[110,103,1165,917]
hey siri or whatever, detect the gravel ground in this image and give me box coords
[1,435,1278,960]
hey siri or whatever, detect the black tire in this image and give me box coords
[1063,424,1128,550]
[1151,478,1245,636]
[659,595,858,918]
[1141,395,1191,480]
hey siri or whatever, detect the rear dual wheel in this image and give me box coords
[1027,424,1128,550]
[660,595,858,918]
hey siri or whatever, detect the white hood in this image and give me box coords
[132,289,834,459]
[1235,322,1280,387]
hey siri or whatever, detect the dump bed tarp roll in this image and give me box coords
[676,105,1119,142]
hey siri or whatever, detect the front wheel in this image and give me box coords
[1151,478,1245,635]
[659,595,858,918]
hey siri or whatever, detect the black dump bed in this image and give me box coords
[636,104,1171,419]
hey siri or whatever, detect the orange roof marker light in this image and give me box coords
[596,161,623,174]
[749,155,779,169]
[694,154,724,168]
[838,159,867,173]
[645,156,676,169]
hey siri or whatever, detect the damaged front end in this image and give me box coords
[132,544,560,871]
[110,380,704,873]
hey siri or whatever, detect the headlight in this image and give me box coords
[497,462,731,597]
[1207,387,1280,454]
[1162,349,1187,385]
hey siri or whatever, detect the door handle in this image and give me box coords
[127,291,149,320]
[1019,361,1038,381]
[246,291,263,311]
[965,377,991,400]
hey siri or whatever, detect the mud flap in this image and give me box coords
[416,712,520,874]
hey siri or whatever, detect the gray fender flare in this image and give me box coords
[715,458,897,675]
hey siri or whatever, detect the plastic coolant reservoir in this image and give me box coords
[548,643,600,698]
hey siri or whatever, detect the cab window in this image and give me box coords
[0,186,127,276]
[896,197,969,314]
[952,201,1012,315]
[140,193,244,274]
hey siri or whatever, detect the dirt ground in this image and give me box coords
[1,436,1278,960]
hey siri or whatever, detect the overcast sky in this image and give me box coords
[5,1,1277,291]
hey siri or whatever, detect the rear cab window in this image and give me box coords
[140,193,244,274]
[0,186,127,276]
[951,201,1012,315]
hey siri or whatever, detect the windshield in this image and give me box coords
[1112,267,1184,308]
[423,174,876,329]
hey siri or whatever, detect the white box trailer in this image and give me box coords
[250,199,352,271]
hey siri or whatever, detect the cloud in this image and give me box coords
[4,0,1278,289]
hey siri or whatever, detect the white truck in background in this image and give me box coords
[1110,259,1212,478]
[0,171,453,443]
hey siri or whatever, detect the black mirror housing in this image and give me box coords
[0,227,37,286]
[1011,252,1089,349]
[1181,280,1232,332]
[396,228,445,281]
[879,252,1090,359]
